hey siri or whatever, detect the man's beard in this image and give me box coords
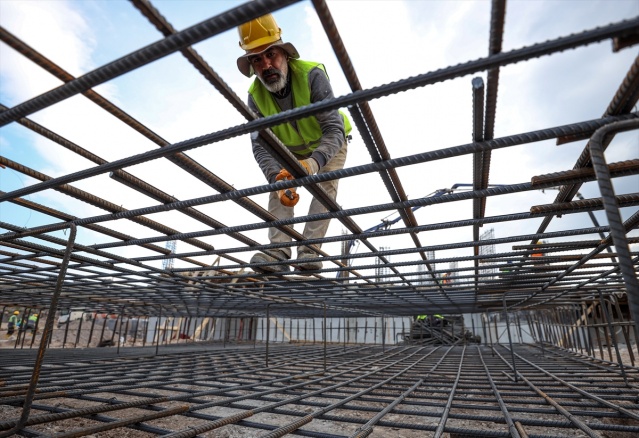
[258,62,289,93]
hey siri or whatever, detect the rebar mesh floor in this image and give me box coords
[1,0,637,319]
[0,344,638,437]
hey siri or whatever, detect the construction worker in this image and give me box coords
[531,240,544,258]
[6,311,20,336]
[237,13,351,273]
[442,272,452,284]
[430,314,445,327]
[25,313,38,334]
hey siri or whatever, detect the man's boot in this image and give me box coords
[250,250,290,273]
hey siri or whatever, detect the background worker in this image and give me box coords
[415,314,428,326]
[429,314,445,327]
[6,310,20,336]
[237,13,351,273]
[25,313,38,334]
[532,240,545,258]
[442,272,452,284]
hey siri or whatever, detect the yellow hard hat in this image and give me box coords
[33,314,38,317]
[238,13,282,52]
[236,13,299,77]
[13,311,19,315]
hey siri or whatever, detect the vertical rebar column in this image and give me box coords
[132,315,139,347]
[591,303,606,359]
[266,307,271,367]
[482,313,488,346]
[259,318,264,346]
[612,295,636,366]
[87,314,97,348]
[115,308,124,354]
[566,308,576,351]
[536,313,545,356]
[323,303,327,372]
[98,315,108,347]
[162,317,169,345]
[548,311,556,344]
[111,308,124,354]
[330,320,333,343]
[190,316,196,342]
[155,307,162,356]
[62,310,70,348]
[598,290,628,385]
[565,308,574,350]
[581,303,593,357]
[29,310,42,349]
[142,316,149,347]
[393,318,397,345]
[503,294,518,382]
[343,318,346,351]
[472,314,477,342]
[364,319,368,344]
[73,313,84,348]
[373,319,377,345]
[123,314,130,347]
[382,315,386,353]
[573,305,583,354]
[487,314,494,355]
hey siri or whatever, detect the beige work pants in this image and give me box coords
[267,141,348,258]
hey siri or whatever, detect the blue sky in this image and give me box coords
[1,0,637,273]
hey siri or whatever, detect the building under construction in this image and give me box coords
[1,0,638,437]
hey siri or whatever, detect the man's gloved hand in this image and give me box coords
[300,158,319,175]
[275,169,299,207]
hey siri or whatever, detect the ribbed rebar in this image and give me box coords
[588,119,639,340]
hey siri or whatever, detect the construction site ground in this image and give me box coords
[1,342,638,438]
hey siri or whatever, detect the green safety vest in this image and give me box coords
[249,59,352,156]
[28,315,38,323]
[8,315,18,324]
[434,314,444,320]
[416,315,427,320]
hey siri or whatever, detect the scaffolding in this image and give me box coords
[1,0,638,436]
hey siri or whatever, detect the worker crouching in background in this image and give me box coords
[237,13,351,273]
[21,313,38,334]
[6,311,20,336]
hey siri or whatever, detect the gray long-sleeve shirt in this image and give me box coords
[249,65,346,183]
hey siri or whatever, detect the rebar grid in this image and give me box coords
[0,344,638,437]
[1,0,639,435]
